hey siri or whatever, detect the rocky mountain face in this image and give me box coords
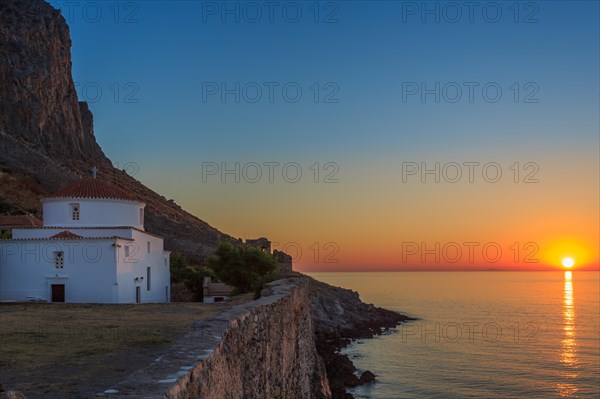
[0,0,104,165]
[0,0,234,262]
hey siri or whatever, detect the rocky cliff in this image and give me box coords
[0,0,105,166]
[0,0,234,262]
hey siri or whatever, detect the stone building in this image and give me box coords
[202,276,233,303]
[245,237,271,253]
[247,237,293,275]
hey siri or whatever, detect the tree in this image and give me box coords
[170,252,212,301]
[206,241,278,296]
[170,252,192,283]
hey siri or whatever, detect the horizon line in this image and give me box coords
[300,268,600,273]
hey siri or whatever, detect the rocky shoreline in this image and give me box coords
[308,277,415,399]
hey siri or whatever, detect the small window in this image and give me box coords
[146,267,151,291]
[54,251,64,269]
[164,258,167,267]
[124,246,130,258]
[147,242,151,253]
[70,203,80,221]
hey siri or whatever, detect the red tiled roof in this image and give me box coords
[0,215,43,228]
[49,230,83,239]
[9,226,164,239]
[46,179,137,202]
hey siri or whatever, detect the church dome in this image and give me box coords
[47,179,137,202]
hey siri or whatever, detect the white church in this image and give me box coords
[0,174,170,303]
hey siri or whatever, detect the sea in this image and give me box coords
[308,272,600,399]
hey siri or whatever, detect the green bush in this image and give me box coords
[206,241,278,296]
[169,252,212,301]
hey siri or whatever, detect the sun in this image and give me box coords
[562,257,575,268]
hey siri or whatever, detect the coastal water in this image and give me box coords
[308,272,600,399]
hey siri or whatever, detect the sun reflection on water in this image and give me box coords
[557,271,578,397]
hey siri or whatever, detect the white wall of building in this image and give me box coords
[0,238,119,303]
[42,198,145,230]
[115,230,170,303]
[0,234,170,303]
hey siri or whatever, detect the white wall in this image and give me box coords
[0,225,171,303]
[0,239,118,303]
[42,198,145,230]
[115,230,170,303]
[1,232,170,304]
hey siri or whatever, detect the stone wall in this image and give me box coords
[105,278,331,399]
[274,249,293,275]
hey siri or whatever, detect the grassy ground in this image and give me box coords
[0,302,230,398]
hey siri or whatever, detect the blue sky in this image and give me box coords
[48,1,599,270]
[57,1,599,160]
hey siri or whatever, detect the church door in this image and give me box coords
[51,284,65,303]
[136,286,141,304]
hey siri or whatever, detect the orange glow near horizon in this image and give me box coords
[542,239,595,271]
[178,172,599,271]
[168,157,599,272]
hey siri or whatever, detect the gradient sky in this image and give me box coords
[49,0,599,271]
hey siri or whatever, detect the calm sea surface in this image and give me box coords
[308,272,600,399]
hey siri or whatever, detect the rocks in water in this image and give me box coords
[359,370,376,383]
[308,277,415,399]
[338,354,360,387]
